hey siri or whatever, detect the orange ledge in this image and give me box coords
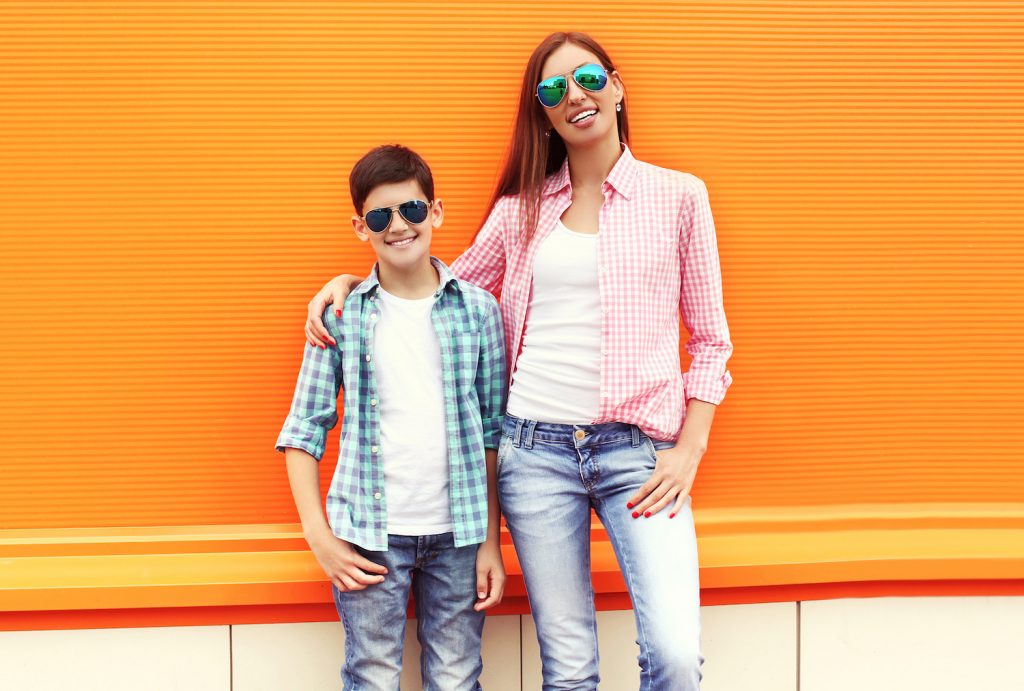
[2,503,1023,631]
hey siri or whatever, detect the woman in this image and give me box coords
[305,32,732,691]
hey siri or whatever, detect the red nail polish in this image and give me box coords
[644,511,651,518]
[669,513,676,519]
[631,511,640,519]
[626,502,634,509]
[335,309,341,317]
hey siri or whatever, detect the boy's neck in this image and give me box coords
[376,257,439,299]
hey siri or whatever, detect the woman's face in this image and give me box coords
[538,42,624,149]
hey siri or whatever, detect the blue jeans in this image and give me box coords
[332,532,484,691]
[498,415,704,691]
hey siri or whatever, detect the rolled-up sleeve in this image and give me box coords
[679,176,734,405]
[475,295,507,449]
[275,324,344,460]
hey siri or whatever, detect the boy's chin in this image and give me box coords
[377,248,430,271]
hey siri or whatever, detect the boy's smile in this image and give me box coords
[352,178,444,296]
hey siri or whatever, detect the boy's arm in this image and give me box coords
[275,337,343,461]
[285,447,387,591]
[474,297,508,451]
[473,297,508,611]
[276,319,387,590]
[474,446,504,611]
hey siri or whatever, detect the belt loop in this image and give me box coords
[513,418,525,448]
[631,425,641,447]
[524,420,537,450]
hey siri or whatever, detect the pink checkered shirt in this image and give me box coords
[450,146,733,441]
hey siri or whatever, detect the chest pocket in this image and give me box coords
[444,317,481,390]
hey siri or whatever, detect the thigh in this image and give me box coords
[413,533,484,691]
[593,442,703,677]
[333,537,416,691]
[497,434,601,689]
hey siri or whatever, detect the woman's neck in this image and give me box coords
[566,134,623,190]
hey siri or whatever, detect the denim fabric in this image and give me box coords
[498,415,704,691]
[332,532,484,691]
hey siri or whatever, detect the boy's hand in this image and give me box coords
[307,530,388,592]
[473,541,505,611]
[305,274,362,349]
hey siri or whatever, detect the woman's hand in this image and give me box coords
[627,441,705,519]
[305,274,363,348]
[473,541,506,611]
[307,529,388,593]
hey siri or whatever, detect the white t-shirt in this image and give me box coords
[373,287,452,535]
[506,220,602,423]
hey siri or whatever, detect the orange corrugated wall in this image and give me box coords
[1,1,1022,530]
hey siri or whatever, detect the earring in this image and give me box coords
[616,102,622,112]
[544,129,552,138]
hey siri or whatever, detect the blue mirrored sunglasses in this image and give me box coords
[536,63,609,108]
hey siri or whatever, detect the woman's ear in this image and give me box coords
[610,70,625,105]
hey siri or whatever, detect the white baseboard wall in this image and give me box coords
[2,598,1022,690]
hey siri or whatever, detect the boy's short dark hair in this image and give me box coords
[349,144,435,214]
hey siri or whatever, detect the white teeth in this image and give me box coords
[571,109,597,123]
[387,236,415,247]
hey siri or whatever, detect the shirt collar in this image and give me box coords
[353,256,461,297]
[542,143,638,201]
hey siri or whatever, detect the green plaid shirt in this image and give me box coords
[276,258,506,551]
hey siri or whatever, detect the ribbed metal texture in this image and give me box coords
[1,2,1022,528]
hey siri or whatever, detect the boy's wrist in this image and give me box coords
[302,521,334,545]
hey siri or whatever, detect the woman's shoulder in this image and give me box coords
[633,158,709,198]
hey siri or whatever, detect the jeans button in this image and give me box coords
[574,430,585,441]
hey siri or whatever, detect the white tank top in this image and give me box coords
[506,220,602,423]
[373,287,452,536]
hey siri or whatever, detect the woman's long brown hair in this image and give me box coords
[485,32,629,243]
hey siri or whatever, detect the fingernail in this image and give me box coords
[478,592,485,599]
[626,502,634,509]
[643,511,651,518]
[669,513,676,519]
[631,511,640,519]
[335,309,341,317]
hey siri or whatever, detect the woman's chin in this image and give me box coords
[558,123,615,149]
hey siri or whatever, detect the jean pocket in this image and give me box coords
[641,435,659,468]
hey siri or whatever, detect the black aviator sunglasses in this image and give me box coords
[360,199,432,233]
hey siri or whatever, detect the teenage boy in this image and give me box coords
[276,144,506,690]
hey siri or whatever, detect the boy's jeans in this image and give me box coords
[332,532,484,691]
[498,415,704,691]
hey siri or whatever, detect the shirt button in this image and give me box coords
[365,355,371,362]
[373,492,382,500]
[371,445,379,454]
[370,313,378,319]
[574,430,586,441]
[370,398,377,406]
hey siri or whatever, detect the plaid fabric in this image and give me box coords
[276,258,506,551]
[452,145,732,441]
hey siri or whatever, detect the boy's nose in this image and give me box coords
[389,211,410,233]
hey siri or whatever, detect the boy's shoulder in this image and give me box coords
[321,281,373,341]
[451,278,501,320]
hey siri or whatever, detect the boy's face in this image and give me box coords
[352,179,442,273]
